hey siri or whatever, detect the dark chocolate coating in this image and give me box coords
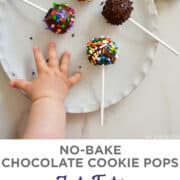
[102,0,133,25]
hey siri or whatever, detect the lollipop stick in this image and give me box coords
[19,0,48,13]
[129,17,179,56]
[101,64,105,126]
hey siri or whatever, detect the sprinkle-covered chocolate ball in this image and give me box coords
[44,2,75,34]
[102,0,133,25]
[86,37,118,65]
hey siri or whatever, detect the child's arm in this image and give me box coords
[9,43,82,138]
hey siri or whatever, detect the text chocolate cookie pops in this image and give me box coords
[87,37,118,126]
[102,0,179,55]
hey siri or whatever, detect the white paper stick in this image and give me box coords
[101,64,105,126]
[19,0,48,13]
[129,18,179,56]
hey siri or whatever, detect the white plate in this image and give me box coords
[0,0,158,113]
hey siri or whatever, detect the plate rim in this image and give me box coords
[0,0,158,113]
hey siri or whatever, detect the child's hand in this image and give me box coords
[9,42,82,103]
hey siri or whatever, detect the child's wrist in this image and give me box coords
[32,96,65,105]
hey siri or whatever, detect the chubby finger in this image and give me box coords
[48,42,58,67]
[68,72,82,88]
[33,47,47,73]
[9,80,31,93]
[60,51,70,75]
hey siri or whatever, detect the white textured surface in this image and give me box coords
[0,0,180,138]
[0,0,157,113]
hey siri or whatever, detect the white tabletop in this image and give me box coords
[0,0,180,138]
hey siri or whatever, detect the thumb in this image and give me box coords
[9,79,31,93]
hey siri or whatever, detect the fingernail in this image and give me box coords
[49,42,56,47]
[9,81,15,87]
[33,46,39,51]
[78,71,82,75]
[64,51,70,56]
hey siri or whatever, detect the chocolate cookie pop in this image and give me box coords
[101,0,179,55]
[87,37,118,65]
[86,36,119,126]
[44,2,75,34]
[17,1,75,34]
[102,0,133,25]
